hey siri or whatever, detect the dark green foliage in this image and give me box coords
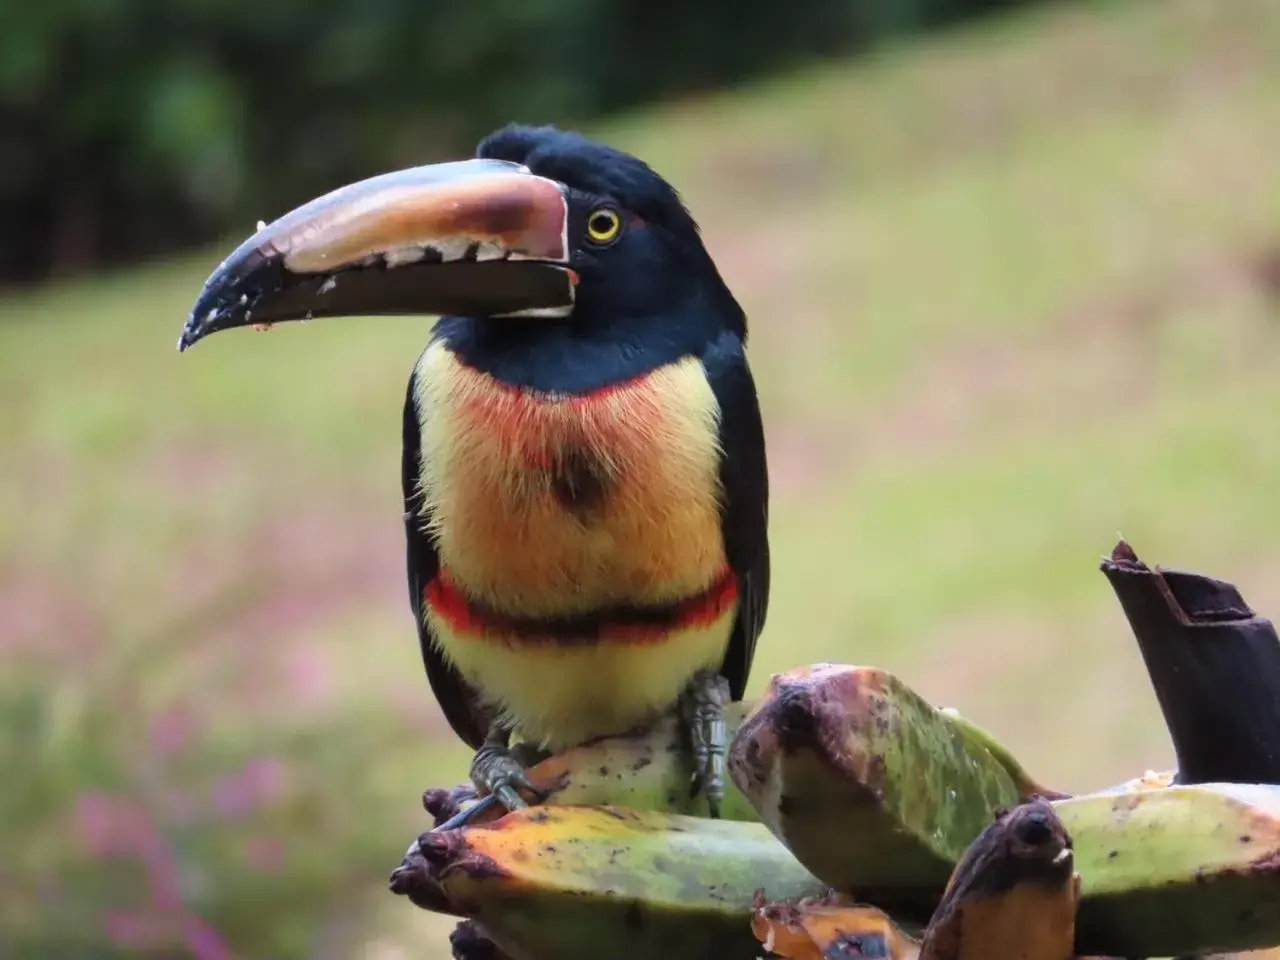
[0,0,1050,283]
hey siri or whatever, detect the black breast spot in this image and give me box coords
[550,444,613,514]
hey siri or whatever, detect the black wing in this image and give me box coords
[702,331,771,701]
[402,364,495,749]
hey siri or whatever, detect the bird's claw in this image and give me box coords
[471,741,544,815]
[682,669,730,818]
[424,736,549,833]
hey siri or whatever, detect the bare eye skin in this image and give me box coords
[586,208,622,244]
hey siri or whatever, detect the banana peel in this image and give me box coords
[389,804,827,960]
[1110,768,1176,793]
[421,671,1058,838]
[919,798,1079,960]
[402,659,1280,957]
[939,707,1067,802]
[726,663,1039,918]
[751,799,1079,960]
[1061,782,1280,956]
[413,662,1070,932]
[724,670,1280,953]
[726,665,1280,955]
[751,892,921,960]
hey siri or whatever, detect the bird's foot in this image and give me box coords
[425,740,550,832]
[681,669,731,818]
[470,739,545,814]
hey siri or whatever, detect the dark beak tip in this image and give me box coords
[175,301,216,354]
[176,245,272,352]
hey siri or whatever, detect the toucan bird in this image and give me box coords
[178,124,770,822]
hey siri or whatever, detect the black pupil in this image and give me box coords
[591,212,614,235]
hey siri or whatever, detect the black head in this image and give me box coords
[476,124,744,337]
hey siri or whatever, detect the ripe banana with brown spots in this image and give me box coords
[731,664,1280,956]
[390,803,826,960]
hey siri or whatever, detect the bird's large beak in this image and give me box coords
[177,158,576,351]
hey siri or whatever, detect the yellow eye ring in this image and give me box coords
[586,208,622,245]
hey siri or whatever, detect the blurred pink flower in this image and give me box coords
[76,792,116,855]
[241,756,287,801]
[76,792,160,857]
[243,834,286,872]
[284,646,331,706]
[158,786,197,824]
[104,909,230,960]
[212,756,289,816]
[149,705,198,757]
[103,909,163,948]
[184,917,232,960]
[141,841,184,911]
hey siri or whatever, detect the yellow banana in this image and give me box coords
[389,804,827,960]
[751,894,921,960]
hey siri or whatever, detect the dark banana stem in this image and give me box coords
[449,921,517,960]
[1101,540,1280,786]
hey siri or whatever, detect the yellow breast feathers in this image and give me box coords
[410,341,740,746]
[411,340,730,618]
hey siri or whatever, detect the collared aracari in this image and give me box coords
[177,124,770,822]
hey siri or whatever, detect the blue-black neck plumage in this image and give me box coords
[431,281,741,395]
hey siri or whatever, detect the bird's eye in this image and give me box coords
[585,207,622,245]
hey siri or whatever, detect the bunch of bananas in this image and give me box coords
[389,662,1280,960]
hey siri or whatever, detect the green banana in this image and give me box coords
[726,663,1030,919]
[1062,782,1280,956]
[938,707,1066,801]
[389,804,827,960]
[401,660,1280,958]
[750,798,1082,960]
[416,663,1057,930]
[723,666,1280,955]
[422,670,1049,855]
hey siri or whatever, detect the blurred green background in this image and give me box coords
[4,0,1280,956]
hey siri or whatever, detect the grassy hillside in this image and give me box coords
[5,0,1280,954]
